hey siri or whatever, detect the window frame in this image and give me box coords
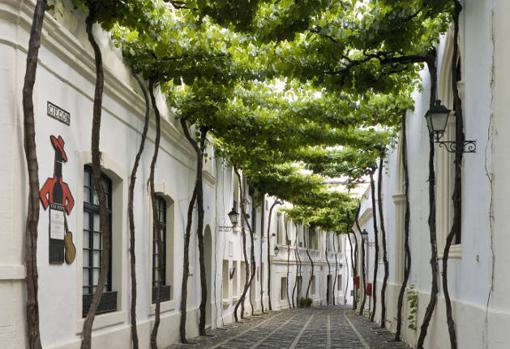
[152,195,167,287]
[296,275,303,296]
[280,277,288,300]
[152,195,171,303]
[276,212,282,245]
[82,165,116,317]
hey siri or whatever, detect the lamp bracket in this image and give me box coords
[437,140,477,153]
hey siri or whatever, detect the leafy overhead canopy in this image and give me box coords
[238,0,452,94]
[113,8,242,84]
[71,0,160,30]
[294,146,379,180]
[245,163,323,203]
[104,0,452,227]
[184,0,262,31]
[284,190,359,233]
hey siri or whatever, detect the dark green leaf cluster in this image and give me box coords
[284,191,359,233]
[71,0,160,31]
[77,0,453,228]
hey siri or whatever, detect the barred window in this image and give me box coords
[82,165,116,316]
[276,213,282,245]
[281,277,288,300]
[153,196,167,287]
[152,195,171,303]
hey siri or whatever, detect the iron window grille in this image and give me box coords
[276,213,282,244]
[152,196,171,303]
[280,277,288,300]
[82,165,116,317]
[297,276,303,296]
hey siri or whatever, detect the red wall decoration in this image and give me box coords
[366,282,373,296]
[39,135,76,265]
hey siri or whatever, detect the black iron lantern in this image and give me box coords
[274,246,280,256]
[425,100,451,142]
[424,100,477,153]
[361,229,369,240]
[227,207,239,226]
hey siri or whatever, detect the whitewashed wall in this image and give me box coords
[0,3,346,348]
[353,0,510,348]
[266,202,346,311]
[0,0,223,347]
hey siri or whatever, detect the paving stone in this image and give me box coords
[167,307,411,349]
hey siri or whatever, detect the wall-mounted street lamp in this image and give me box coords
[219,207,240,232]
[274,246,280,256]
[227,207,239,226]
[425,100,476,153]
[360,229,369,240]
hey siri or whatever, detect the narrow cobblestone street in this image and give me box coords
[169,307,409,349]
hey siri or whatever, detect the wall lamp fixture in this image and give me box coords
[425,100,476,153]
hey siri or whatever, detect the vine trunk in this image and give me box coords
[378,155,390,328]
[127,76,150,349]
[81,12,110,349]
[22,1,47,347]
[417,56,440,349]
[395,114,412,341]
[149,81,163,348]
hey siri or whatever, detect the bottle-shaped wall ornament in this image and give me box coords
[40,135,75,264]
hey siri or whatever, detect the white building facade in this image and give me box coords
[354,1,510,348]
[0,1,349,348]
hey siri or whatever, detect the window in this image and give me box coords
[309,228,318,250]
[297,276,303,296]
[276,213,282,245]
[240,261,246,297]
[222,260,229,300]
[280,277,288,300]
[261,262,265,290]
[337,275,342,291]
[82,166,116,317]
[233,171,239,211]
[152,195,171,303]
[284,216,289,244]
[311,275,316,295]
[233,261,239,297]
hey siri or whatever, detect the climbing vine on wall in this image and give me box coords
[407,285,419,331]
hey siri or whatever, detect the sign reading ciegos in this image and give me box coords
[47,101,70,126]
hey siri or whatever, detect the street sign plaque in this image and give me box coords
[47,101,70,125]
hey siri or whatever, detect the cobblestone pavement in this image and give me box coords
[168,306,410,349]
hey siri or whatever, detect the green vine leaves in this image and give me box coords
[74,0,452,220]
